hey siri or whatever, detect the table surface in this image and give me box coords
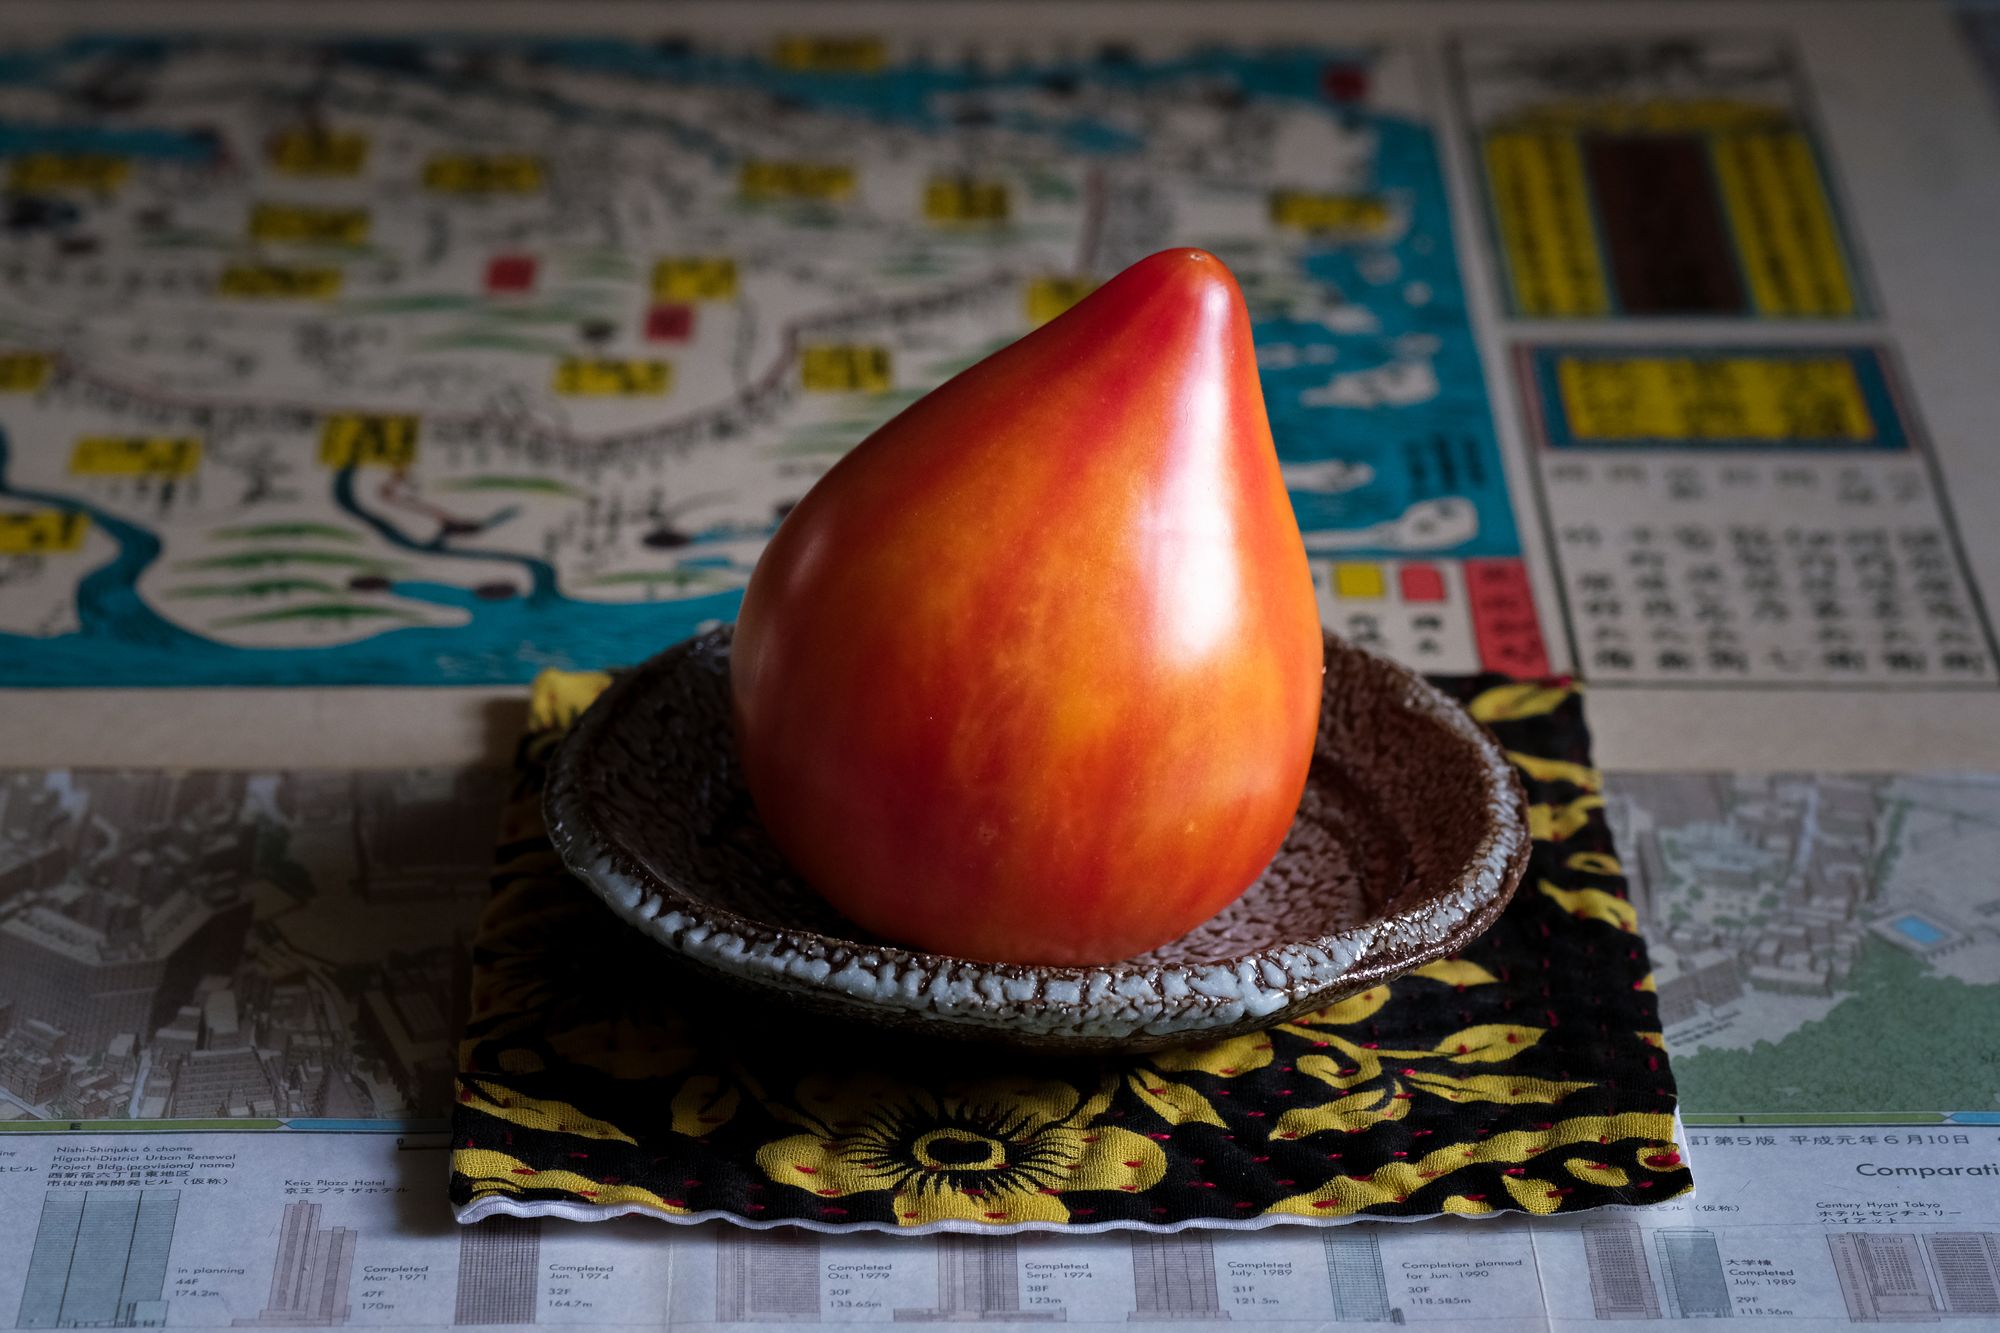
[0,2,1996,1329]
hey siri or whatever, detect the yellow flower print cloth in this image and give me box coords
[450,671,1689,1233]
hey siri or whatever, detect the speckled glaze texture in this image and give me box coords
[544,627,1529,1053]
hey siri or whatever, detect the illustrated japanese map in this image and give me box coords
[0,34,1542,687]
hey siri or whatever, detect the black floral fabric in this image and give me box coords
[449,672,1687,1233]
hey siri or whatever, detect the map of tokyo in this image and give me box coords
[0,33,1539,686]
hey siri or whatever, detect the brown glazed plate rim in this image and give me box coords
[543,628,1531,1053]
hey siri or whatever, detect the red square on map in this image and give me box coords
[646,303,695,342]
[1321,64,1369,102]
[486,255,537,294]
[1466,558,1552,677]
[1399,564,1447,603]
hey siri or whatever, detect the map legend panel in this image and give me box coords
[1312,556,1550,675]
[1456,33,1865,320]
[1519,345,1997,688]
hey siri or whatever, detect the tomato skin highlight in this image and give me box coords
[731,248,1323,966]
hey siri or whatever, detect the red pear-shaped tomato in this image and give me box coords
[731,248,1322,965]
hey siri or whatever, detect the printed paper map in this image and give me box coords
[1607,772,2000,1125]
[0,768,493,1127]
[11,764,2000,1138]
[0,34,1545,687]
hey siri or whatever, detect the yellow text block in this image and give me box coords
[268,130,369,177]
[1712,129,1855,317]
[740,161,854,202]
[1332,562,1386,600]
[772,36,886,73]
[424,155,545,194]
[320,415,420,468]
[553,360,672,396]
[925,178,1010,224]
[1025,276,1098,325]
[652,257,738,302]
[0,510,87,554]
[1270,192,1391,235]
[0,352,52,392]
[1483,131,1609,318]
[1499,99,1790,135]
[8,154,128,191]
[800,345,891,393]
[1556,355,1874,443]
[250,203,371,244]
[70,437,202,477]
[218,266,343,299]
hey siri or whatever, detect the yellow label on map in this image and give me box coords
[1712,129,1855,317]
[740,161,854,202]
[1556,355,1874,443]
[1269,192,1391,235]
[771,36,886,73]
[1025,276,1098,325]
[70,437,203,477]
[800,345,891,393]
[1483,131,1610,317]
[218,265,343,299]
[249,203,371,244]
[1332,562,1386,599]
[652,257,738,302]
[268,130,370,176]
[0,510,87,554]
[0,352,52,392]
[8,154,129,191]
[1499,99,1791,135]
[925,178,1010,224]
[423,155,545,194]
[320,415,420,468]
[553,360,672,396]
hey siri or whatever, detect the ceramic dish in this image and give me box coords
[543,627,1530,1053]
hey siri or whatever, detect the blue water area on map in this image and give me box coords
[1889,914,1949,946]
[0,431,745,687]
[0,37,1519,686]
[1261,119,1517,559]
[0,123,217,159]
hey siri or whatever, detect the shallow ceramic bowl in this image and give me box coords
[544,627,1529,1054]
